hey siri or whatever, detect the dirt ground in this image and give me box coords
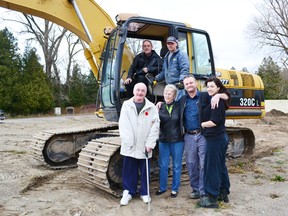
[0,111,287,216]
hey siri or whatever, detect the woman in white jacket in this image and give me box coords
[119,82,160,206]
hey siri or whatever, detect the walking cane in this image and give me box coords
[145,149,151,212]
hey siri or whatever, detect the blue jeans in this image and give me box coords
[184,133,206,195]
[158,141,184,192]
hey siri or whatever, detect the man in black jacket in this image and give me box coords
[124,40,162,98]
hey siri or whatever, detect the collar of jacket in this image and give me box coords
[126,97,154,112]
[185,89,200,99]
[164,48,179,58]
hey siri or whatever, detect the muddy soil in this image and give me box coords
[0,111,287,216]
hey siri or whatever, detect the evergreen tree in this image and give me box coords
[257,57,282,99]
[67,64,85,106]
[0,28,21,114]
[19,47,54,114]
[83,70,98,105]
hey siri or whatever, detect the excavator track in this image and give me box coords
[29,124,119,169]
[226,127,255,158]
[77,136,122,197]
[77,135,163,197]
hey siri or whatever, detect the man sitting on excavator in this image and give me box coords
[124,40,163,99]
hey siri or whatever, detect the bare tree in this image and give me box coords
[249,0,288,68]
[18,15,67,81]
[1,12,82,83]
[64,32,82,82]
[126,38,143,55]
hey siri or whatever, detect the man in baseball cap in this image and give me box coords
[155,35,189,100]
[166,36,178,43]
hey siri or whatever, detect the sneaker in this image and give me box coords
[155,190,166,195]
[120,190,132,206]
[190,190,200,199]
[171,191,178,198]
[140,195,151,204]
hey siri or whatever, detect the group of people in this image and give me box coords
[119,36,231,209]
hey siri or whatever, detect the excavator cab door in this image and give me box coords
[99,27,125,122]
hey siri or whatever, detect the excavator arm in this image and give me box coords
[0,0,116,78]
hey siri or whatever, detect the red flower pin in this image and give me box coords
[145,112,149,116]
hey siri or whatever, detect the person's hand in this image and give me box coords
[201,122,205,129]
[211,94,220,109]
[124,78,132,84]
[143,67,148,73]
[175,81,184,89]
[145,74,156,86]
[146,147,152,153]
[155,101,163,111]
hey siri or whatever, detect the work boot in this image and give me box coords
[197,195,219,208]
[218,189,229,203]
[190,190,200,199]
[120,190,132,206]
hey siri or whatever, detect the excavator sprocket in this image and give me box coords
[29,124,119,169]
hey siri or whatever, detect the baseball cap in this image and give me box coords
[166,36,178,43]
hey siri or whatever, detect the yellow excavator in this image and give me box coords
[0,0,265,197]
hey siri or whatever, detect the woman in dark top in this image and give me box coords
[156,84,184,198]
[198,77,231,208]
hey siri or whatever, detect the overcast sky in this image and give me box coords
[0,0,263,72]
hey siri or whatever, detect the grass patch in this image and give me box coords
[228,160,259,174]
[0,150,27,154]
[276,160,285,165]
[271,175,285,182]
[272,148,283,153]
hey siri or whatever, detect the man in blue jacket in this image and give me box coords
[155,36,190,100]
[179,75,230,205]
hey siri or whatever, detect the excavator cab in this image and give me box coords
[99,15,216,122]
